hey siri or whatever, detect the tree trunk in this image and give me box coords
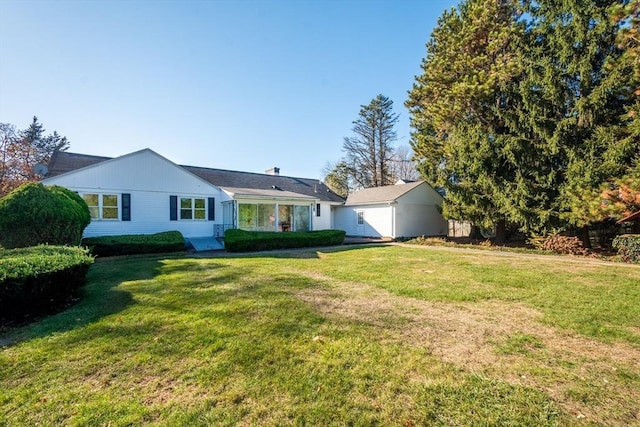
[469,225,483,239]
[578,225,592,249]
[494,219,507,244]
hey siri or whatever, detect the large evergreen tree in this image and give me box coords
[408,0,638,239]
[565,0,640,231]
[406,0,524,240]
[519,0,638,241]
[343,94,399,189]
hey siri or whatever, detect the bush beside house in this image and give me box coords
[82,231,186,257]
[0,245,94,322]
[224,229,346,252]
[0,183,94,322]
[0,183,91,249]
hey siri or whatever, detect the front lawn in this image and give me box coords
[1,245,639,425]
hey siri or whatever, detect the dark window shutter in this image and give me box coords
[208,197,215,221]
[170,195,177,221]
[316,203,321,217]
[122,193,131,221]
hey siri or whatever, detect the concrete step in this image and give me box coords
[188,236,224,252]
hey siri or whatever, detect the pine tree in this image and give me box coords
[23,116,70,162]
[406,0,524,240]
[408,0,638,240]
[575,0,640,227]
[515,0,639,243]
[343,94,399,189]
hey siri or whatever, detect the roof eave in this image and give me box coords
[616,210,640,224]
[223,188,318,202]
[344,200,397,206]
[232,195,317,201]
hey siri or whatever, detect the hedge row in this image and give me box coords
[0,245,95,321]
[612,234,640,263]
[224,229,346,252]
[82,231,185,257]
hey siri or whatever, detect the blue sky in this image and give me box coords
[0,0,458,179]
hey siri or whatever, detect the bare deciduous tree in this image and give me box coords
[390,145,420,182]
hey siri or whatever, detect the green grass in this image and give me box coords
[1,245,639,426]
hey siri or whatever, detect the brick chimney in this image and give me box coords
[265,167,280,176]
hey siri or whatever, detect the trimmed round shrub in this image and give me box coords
[0,183,91,248]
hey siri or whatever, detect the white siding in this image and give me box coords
[392,183,447,238]
[70,190,226,238]
[44,149,216,194]
[394,203,447,237]
[334,182,447,238]
[334,205,393,237]
[312,202,335,230]
[399,183,443,205]
[363,206,394,237]
[333,207,353,235]
[42,149,230,238]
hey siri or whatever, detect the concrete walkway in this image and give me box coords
[343,236,394,245]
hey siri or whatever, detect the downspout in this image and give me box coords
[233,200,238,229]
[391,203,395,238]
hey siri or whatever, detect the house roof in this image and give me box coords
[345,181,434,205]
[223,187,318,200]
[47,151,112,176]
[46,150,345,203]
[617,210,640,224]
[182,165,344,203]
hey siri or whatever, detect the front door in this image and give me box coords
[356,210,365,236]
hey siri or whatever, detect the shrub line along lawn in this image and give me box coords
[1,245,639,426]
[396,242,637,266]
[197,240,634,268]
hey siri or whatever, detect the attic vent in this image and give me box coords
[266,167,280,176]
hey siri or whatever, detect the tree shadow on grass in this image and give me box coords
[0,257,169,348]
[0,246,382,348]
[123,267,329,358]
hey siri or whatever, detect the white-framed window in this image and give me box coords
[357,211,364,225]
[180,197,206,220]
[82,193,119,220]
